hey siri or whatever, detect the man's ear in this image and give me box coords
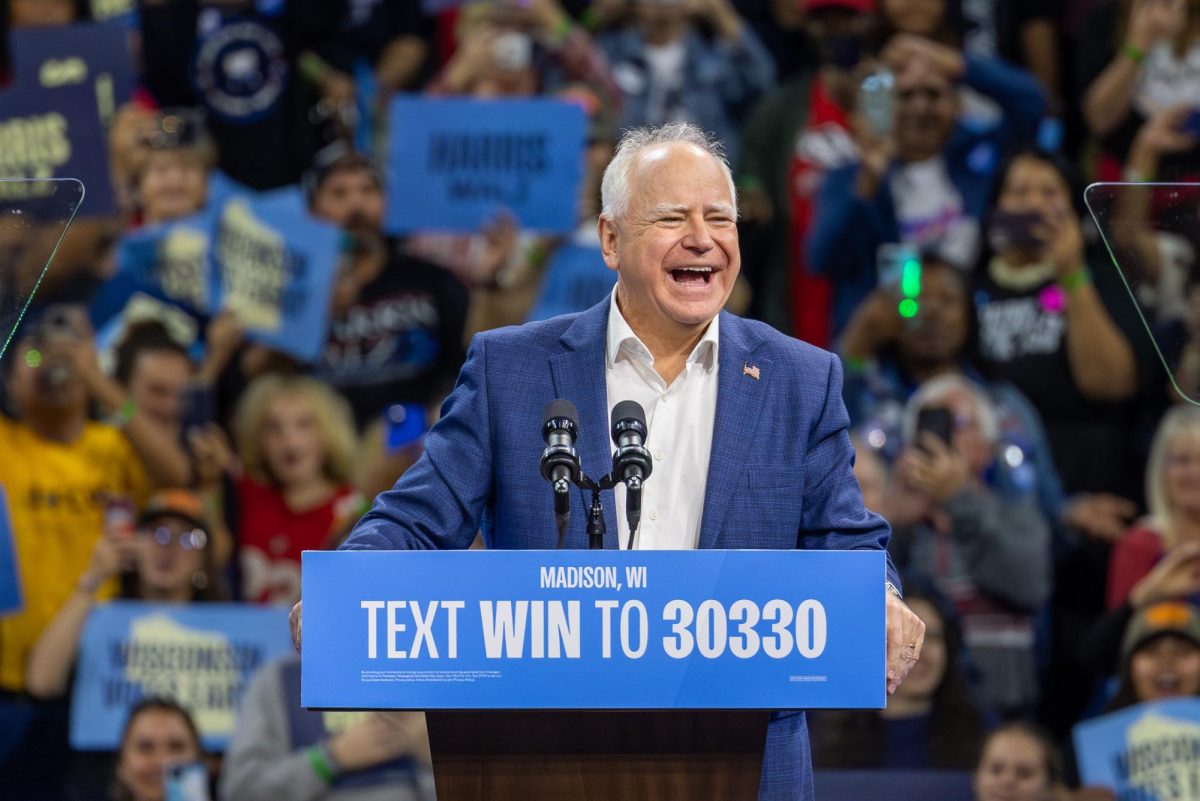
[598,215,620,273]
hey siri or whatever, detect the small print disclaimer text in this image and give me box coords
[361,670,503,683]
[788,675,828,682]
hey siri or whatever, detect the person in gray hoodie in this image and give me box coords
[221,656,434,801]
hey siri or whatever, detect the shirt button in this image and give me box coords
[661,394,669,403]
[649,511,658,521]
[654,451,664,461]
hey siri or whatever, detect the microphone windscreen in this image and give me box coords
[544,399,580,427]
[611,399,646,429]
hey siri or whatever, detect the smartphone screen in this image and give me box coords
[915,406,954,448]
[876,243,919,289]
[858,69,894,138]
[164,762,210,801]
[178,383,214,443]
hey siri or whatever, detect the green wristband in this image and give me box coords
[1122,43,1146,65]
[307,745,335,784]
[1058,267,1092,293]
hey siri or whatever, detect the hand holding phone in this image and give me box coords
[859,69,895,138]
[915,406,954,450]
[164,762,210,801]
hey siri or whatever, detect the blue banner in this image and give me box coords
[210,188,342,363]
[0,487,22,617]
[385,97,585,234]
[70,602,294,751]
[302,550,886,710]
[9,20,134,127]
[527,243,616,322]
[0,83,115,216]
[1074,697,1200,796]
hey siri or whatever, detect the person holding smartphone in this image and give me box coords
[888,374,1052,718]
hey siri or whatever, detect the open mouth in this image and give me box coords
[669,266,715,285]
[1153,674,1183,694]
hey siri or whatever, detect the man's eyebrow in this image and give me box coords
[646,203,689,216]
[705,202,736,216]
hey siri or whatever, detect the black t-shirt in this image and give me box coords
[317,244,467,428]
[973,256,1150,497]
[139,0,326,190]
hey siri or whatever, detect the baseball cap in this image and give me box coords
[1122,601,1200,662]
[804,0,876,13]
[137,489,209,532]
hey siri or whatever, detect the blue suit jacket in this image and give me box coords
[342,298,897,801]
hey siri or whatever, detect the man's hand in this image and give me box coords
[886,591,925,695]
[290,600,303,653]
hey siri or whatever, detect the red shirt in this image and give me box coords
[1107,523,1167,610]
[788,77,856,348]
[236,477,361,605]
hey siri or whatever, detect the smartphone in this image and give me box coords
[858,69,894,138]
[164,762,210,801]
[492,31,532,71]
[987,210,1044,253]
[876,243,919,289]
[178,383,214,443]
[104,496,135,539]
[384,403,427,453]
[915,406,954,448]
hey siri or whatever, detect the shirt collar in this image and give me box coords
[605,288,719,372]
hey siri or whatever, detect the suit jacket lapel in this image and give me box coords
[549,300,619,549]
[698,312,771,549]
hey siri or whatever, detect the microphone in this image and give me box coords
[540,399,581,544]
[610,400,653,549]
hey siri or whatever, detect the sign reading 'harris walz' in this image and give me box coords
[301,550,886,710]
[384,97,584,234]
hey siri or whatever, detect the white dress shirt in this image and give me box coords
[604,290,719,550]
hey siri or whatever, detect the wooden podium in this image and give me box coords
[425,709,768,800]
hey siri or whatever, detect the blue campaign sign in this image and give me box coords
[114,209,218,317]
[210,187,342,363]
[385,97,585,234]
[1074,698,1200,796]
[527,243,616,322]
[302,550,886,710]
[0,83,116,216]
[0,487,22,617]
[71,602,294,751]
[9,20,135,126]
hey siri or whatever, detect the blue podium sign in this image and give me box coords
[301,550,885,710]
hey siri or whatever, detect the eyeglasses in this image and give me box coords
[137,526,208,550]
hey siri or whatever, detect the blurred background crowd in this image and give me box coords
[2,0,1200,800]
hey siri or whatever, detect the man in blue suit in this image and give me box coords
[293,122,924,800]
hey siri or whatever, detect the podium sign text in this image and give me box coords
[301,550,885,710]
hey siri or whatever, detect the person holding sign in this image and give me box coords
[291,122,923,801]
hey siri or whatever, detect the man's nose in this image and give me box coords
[681,219,715,252]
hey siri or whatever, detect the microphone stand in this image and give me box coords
[573,473,616,550]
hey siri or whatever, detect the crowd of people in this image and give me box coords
[2,0,1200,799]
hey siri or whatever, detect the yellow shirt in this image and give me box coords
[0,416,149,691]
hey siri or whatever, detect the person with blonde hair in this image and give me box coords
[192,374,364,605]
[1107,404,1200,610]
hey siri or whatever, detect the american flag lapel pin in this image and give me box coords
[743,362,760,380]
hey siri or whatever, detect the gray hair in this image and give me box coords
[901,374,999,446]
[599,122,738,221]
